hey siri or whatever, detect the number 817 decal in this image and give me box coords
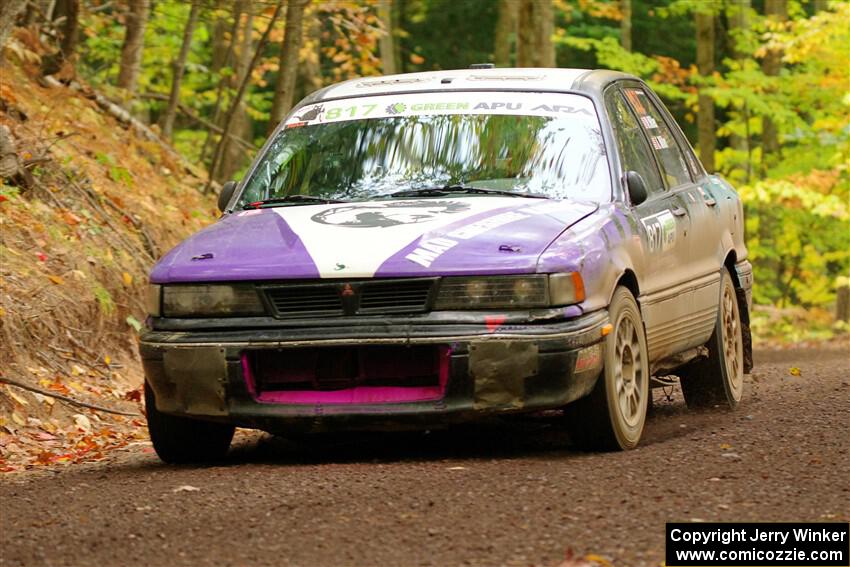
[641,210,677,253]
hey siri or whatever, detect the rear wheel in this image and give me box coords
[145,382,235,464]
[679,269,744,409]
[566,287,649,451]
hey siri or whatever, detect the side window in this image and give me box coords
[605,90,664,197]
[623,87,692,188]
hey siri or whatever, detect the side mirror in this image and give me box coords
[625,171,648,206]
[217,180,237,213]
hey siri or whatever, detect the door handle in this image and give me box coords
[671,207,688,217]
[704,197,717,207]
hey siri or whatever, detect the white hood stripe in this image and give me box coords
[273,198,524,278]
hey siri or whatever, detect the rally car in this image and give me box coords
[141,67,753,462]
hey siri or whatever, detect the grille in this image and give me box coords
[264,285,343,318]
[358,279,432,314]
[262,278,436,319]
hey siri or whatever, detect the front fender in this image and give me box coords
[537,205,642,313]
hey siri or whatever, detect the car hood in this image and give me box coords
[150,197,598,282]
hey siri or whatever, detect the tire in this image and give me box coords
[566,287,649,451]
[679,269,744,409]
[145,381,235,464]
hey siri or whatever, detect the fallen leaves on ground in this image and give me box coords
[0,362,147,473]
[554,548,613,567]
[0,416,148,473]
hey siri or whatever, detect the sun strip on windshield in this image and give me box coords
[284,92,597,127]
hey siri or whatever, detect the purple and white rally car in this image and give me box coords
[141,67,753,462]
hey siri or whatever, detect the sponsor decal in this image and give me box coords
[295,105,324,122]
[285,92,597,128]
[386,102,407,114]
[624,88,646,114]
[640,115,658,129]
[405,210,531,267]
[650,135,669,150]
[311,200,470,228]
[575,344,602,372]
[485,315,507,334]
[642,210,677,253]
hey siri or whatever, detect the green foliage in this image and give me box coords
[0,183,21,201]
[742,178,849,307]
[93,284,115,315]
[400,0,499,71]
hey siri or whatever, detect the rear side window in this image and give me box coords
[606,91,664,196]
[623,88,692,188]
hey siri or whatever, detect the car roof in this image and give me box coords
[298,68,637,108]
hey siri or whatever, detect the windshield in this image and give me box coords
[237,92,610,208]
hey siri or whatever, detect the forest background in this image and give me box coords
[0,0,847,466]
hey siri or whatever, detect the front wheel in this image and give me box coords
[679,269,744,409]
[565,287,649,451]
[145,382,235,464]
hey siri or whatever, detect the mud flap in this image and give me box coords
[469,341,539,410]
[161,347,228,416]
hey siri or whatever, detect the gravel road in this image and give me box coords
[2,347,848,567]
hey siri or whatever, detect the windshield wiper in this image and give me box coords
[388,184,547,199]
[243,195,346,209]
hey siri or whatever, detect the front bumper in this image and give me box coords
[139,310,609,433]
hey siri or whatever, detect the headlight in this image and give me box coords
[434,273,584,310]
[161,284,265,317]
[145,284,162,317]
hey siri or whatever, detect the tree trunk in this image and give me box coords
[117,0,150,96]
[217,1,255,181]
[493,0,518,67]
[393,0,404,72]
[208,1,284,189]
[695,9,716,173]
[39,0,79,75]
[516,0,554,68]
[535,0,554,67]
[516,0,534,67]
[762,0,787,158]
[0,0,28,50]
[268,0,308,135]
[211,3,230,73]
[836,284,850,323]
[378,0,396,75]
[56,0,79,60]
[728,0,750,174]
[201,2,243,163]
[299,11,323,95]
[620,0,632,51]
[161,0,201,140]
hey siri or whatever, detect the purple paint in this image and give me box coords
[150,209,319,283]
[375,200,597,277]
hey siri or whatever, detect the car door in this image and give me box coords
[620,84,721,356]
[640,86,724,284]
[604,86,693,363]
